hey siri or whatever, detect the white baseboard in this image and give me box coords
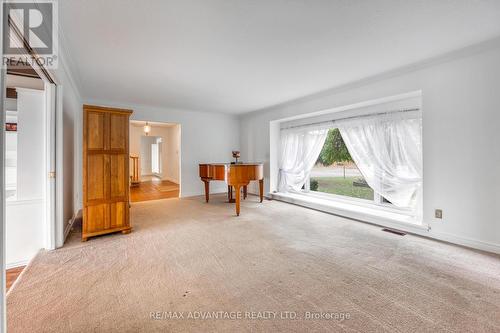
[428,230,500,255]
[6,259,29,270]
[271,193,500,255]
[64,209,81,243]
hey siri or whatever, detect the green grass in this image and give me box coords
[311,176,374,200]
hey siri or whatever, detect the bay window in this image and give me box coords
[277,96,423,222]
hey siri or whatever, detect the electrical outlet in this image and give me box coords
[435,209,443,219]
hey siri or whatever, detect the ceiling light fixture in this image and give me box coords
[143,122,151,136]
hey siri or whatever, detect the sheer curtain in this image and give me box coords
[278,125,329,193]
[337,111,423,217]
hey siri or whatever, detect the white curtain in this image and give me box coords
[278,125,328,193]
[337,112,423,217]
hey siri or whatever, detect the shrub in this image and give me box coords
[310,179,319,191]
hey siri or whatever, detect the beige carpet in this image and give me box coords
[7,195,500,332]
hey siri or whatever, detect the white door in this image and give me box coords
[5,88,46,267]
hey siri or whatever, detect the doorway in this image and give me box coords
[3,66,57,290]
[129,121,181,202]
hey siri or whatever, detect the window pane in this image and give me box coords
[310,128,374,201]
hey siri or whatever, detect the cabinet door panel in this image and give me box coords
[110,154,126,199]
[110,202,127,228]
[87,154,107,201]
[86,204,108,233]
[109,113,128,150]
[87,111,106,150]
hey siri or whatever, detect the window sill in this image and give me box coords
[301,190,413,215]
[271,191,427,233]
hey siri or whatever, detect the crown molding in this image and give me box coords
[53,26,84,102]
[27,0,84,101]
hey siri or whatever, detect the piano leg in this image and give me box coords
[243,186,247,200]
[228,186,235,203]
[203,180,210,203]
[234,185,241,216]
[259,179,264,203]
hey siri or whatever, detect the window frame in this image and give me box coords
[303,127,413,215]
[301,178,413,215]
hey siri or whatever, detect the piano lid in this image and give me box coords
[199,162,263,166]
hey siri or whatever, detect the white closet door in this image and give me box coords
[6,87,50,267]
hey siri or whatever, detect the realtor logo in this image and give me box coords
[2,0,58,68]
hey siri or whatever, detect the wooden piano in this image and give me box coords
[199,163,264,216]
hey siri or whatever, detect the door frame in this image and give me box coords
[5,8,59,251]
[1,4,6,331]
[44,82,57,250]
[1,8,62,330]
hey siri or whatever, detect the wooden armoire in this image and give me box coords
[82,105,133,241]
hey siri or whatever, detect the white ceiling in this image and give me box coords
[60,0,500,114]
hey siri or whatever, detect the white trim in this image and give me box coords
[45,83,57,250]
[6,198,45,206]
[271,192,500,255]
[51,19,84,100]
[55,84,64,247]
[1,1,6,328]
[63,210,80,242]
[301,189,413,216]
[5,260,29,270]
[13,87,44,95]
[428,230,500,255]
[272,192,424,229]
[63,219,74,241]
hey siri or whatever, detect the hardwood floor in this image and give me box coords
[6,266,25,292]
[130,179,179,202]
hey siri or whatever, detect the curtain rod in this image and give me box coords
[281,107,420,130]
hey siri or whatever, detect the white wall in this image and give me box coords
[240,42,500,254]
[129,125,143,176]
[165,125,181,184]
[87,102,240,197]
[5,200,45,267]
[50,47,84,247]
